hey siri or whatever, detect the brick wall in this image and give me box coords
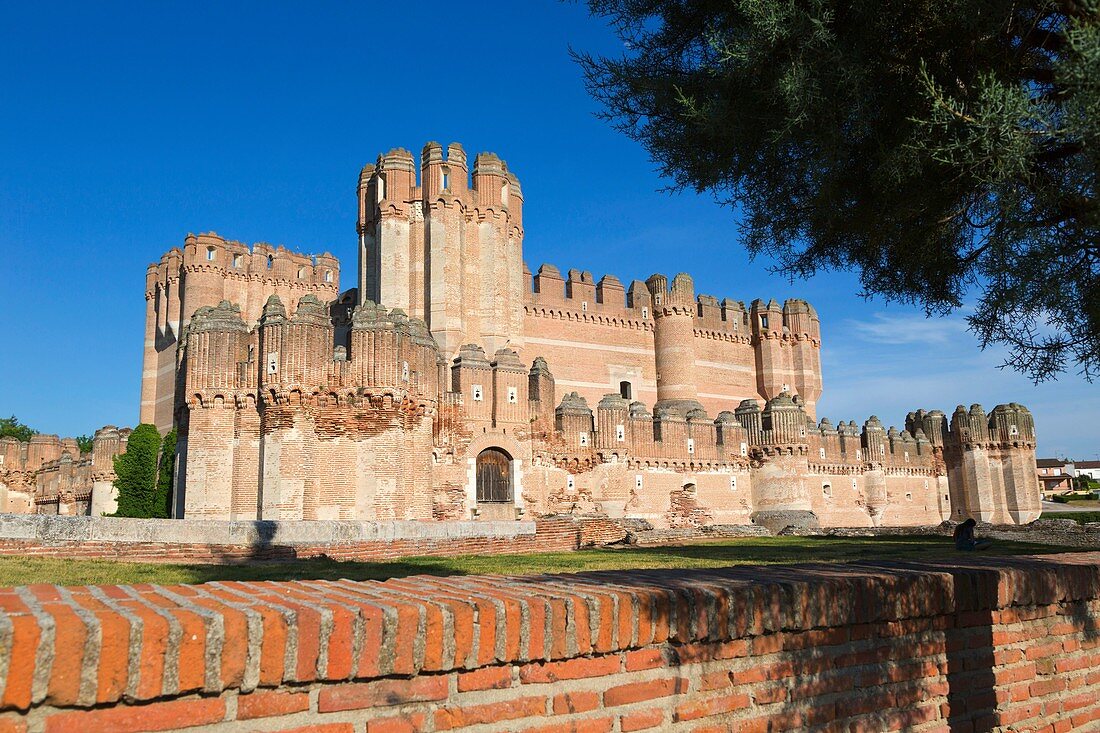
[0,553,1097,732]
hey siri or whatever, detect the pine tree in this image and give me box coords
[112,424,160,518]
[577,0,1100,380]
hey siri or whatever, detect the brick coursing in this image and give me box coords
[0,553,1098,731]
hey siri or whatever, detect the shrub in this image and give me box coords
[112,424,161,518]
[1052,494,1070,504]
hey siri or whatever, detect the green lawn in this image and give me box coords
[1043,511,1100,524]
[0,535,1082,588]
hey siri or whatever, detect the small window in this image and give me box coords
[472,385,483,402]
[566,475,575,491]
[905,492,913,502]
[619,381,632,400]
[880,444,886,455]
[616,424,625,442]
[819,447,826,459]
[581,301,588,312]
[442,171,450,190]
[635,475,643,489]
[267,353,279,375]
[687,438,695,455]
[642,307,649,319]
[579,432,589,447]
[401,361,409,381]
[851,478,858,491]
[729,475,737,491]
[507,387,518,404]
[267,255,274,269]
[232,254,242,268]
[297,267,306,279]
[740,442,748,457]
[325,270,333,283]
[904,451,910,463]
[944,494,950,502]
[856,449,862,461]
[1009,425,1019,436]
[760,315,769,329]
[206,246,216,261]
[822,482,832,498]
[782,383,790,393]
[800,427,806,437]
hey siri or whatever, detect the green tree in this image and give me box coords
[153,429,176,519]
[75,435,94,454]
[0,415,36,443]
[112,424,161,518]
[576,0,1099,380]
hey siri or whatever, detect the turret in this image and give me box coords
[782,299,822,417]
[452,344,493,424]
[556,392,594,450]
[596,393,630,451]
[646,273,703,415]
[491,347,528,429]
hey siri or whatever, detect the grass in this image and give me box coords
[0,535,1083,588]
[1042,511,1100,525]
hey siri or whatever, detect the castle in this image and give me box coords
[8,141,1041,527]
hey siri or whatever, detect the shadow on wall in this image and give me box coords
[536,555,1099,732]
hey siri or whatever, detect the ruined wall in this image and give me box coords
[2,554,1097,733]
[0,428,128,516]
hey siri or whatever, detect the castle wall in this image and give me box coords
[141,233,340,433]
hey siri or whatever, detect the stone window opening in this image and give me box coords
[472,384,483,402]
[616,424,625,442]
[325,270,333,283]
[507,387,517,404]
[822,482,832,498]
[760,315,769,329]
[819,447,826,460]
[642,307,649,319]
[206,246,216,261]
[851,478,858,491]
[581,301,588,312]
[579,432,589,447]
[635,474,643,489]
[619,381,632,400]
[1009,425,1019,436]
[501,182,509,204]
[687,438,695,455]
[475,448,513,503]
[740,442,748,457]
[401,361,409,381]
[944,494,950,502]
[856,449,862,461]
[297,267,306,279]
[904,451,910,463]
[566,475,575,491]
[442,170,450,190]
[683,482,696,496]
[267,255,274,269]
[232,254,242,268]
[729,475,737,491]
[905,492,913,502]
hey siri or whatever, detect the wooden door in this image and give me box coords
[476,448,512,503]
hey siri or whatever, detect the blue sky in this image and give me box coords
[1,1,1096,459]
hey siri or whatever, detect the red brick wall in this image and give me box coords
[0,553,1097,732]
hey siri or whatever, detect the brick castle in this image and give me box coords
[2,142,1042,526]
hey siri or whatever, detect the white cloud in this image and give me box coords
[844,312,969,347]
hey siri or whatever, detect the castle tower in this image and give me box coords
[782,299,822,417]
[645,273,704,415]
[357,142,525,361]
[751,299,791,406]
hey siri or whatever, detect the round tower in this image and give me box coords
[645,273,704,415]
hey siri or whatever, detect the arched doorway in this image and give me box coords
[476,448,513,503]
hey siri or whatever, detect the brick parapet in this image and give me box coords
[0,553,1097,731]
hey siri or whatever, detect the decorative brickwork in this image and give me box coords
[0,554,1097,731]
